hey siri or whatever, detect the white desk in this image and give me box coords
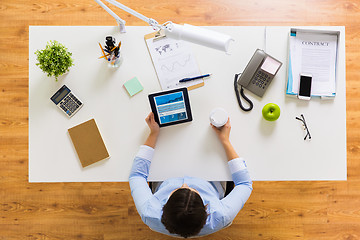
[29,26,346,182]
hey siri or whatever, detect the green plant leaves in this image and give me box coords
[35,40,74,81]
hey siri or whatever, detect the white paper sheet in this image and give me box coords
[146,37,202,90]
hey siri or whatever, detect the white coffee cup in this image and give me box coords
[209,108,228,128]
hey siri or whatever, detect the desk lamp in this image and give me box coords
[94,0,234,53]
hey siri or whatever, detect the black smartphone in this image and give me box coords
[298,73,312,100]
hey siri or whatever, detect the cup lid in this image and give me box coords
[209,108,228,127]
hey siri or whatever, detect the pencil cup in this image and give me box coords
[108,52,123,68]
[209,108,228,128]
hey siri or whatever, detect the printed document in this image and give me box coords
[146,36,202,90]
[290,31,337,95]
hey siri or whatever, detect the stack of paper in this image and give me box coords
[286,29,339,97]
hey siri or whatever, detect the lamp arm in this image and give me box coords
[94,0,233,52]
[94,0,127,32]
[102,0,160,30]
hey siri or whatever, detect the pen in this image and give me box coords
[179,74,212,83]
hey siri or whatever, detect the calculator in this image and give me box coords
[50,85,83,117]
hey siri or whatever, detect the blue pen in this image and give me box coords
[179,74,212,83]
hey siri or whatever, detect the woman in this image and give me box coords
[129,112,252,238]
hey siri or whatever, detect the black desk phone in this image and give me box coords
[234,49,282,111]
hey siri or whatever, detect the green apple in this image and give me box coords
[262,103,280,121]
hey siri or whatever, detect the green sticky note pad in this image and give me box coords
[124,77,143,96]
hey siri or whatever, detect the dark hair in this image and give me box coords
[161,188,207,238]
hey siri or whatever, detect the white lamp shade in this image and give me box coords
[164,23,234,53]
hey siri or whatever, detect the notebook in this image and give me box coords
[68,119,110,167]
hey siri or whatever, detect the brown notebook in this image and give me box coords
[68,119,110,167]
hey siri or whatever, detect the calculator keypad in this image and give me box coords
[60,94,82,117]
[252,70,271,89]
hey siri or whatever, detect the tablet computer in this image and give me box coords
[148,87,192,127]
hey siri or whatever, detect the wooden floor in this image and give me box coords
[1,0,359,239]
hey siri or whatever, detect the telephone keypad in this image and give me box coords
[252,70,271,89]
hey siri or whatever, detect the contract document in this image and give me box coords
[287,29,339,97]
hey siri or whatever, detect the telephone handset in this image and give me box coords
[234,49,282,111]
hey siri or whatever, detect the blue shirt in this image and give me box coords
[129,145,253,237]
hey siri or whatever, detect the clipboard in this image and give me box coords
[144,31,204,91]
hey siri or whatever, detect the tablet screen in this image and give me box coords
[154,91,188,124]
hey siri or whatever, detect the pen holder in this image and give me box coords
[107,52,123,68]
[98,36,123,68]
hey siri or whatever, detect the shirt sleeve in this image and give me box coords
[129,145,155,216]
[220,157,253,221]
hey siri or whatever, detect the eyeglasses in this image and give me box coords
[296,114,311,140]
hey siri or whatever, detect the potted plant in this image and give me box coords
[35,40,74,81]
